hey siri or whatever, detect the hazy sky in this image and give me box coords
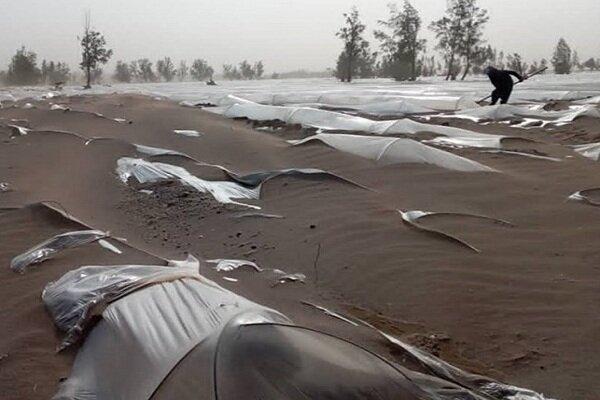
[2,0,599,73]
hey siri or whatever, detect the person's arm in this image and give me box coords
[507,70,525,82]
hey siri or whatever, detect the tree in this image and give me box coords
[7,46,41,85]
[506,53,526,75]
[239,60,255,79]
[540,58,548,71]
[156,57,176,82]
[335,7,371,82]
[375,2,425,81]
[222,64,241,80]
[41,60,70,84]
[552,38,572,74]
[430,0,488,80]
[79,14,112,88]
[430,7,461,80]
[583,57,598,71]
[177,61,188,81]
[571,50,582,71]
[136,58,156,82]
[113,61,132,82]
[471,45,494,74]
[253,61,264,79]
[456,0,489,79]
[190,59,214,81]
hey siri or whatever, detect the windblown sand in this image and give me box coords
[1,93,599,399]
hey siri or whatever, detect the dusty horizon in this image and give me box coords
[2,0,600,74]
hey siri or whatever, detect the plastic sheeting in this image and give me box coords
[303,302,553,400]
[173,129,203,137]
[218,101,504,146]
[431,104,600,126]
[117,157,262,209]
[8,124,30,137]
[290,133,496,172]
[572,142,600,161]
[10,230,109,273]
[568,188,600,207]
[42,262,200,350]
[206,259,263,272]
[47,259,556,400]
[399,210,480,252]
[117,157,365,209]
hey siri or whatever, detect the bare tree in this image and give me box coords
[79,13,112,89]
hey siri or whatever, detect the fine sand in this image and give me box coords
[1,93,599,399]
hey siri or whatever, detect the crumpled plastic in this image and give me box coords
[42,258,201,350]
[10,230,109,273]
[117,157,262,208]
[117,157,366,209]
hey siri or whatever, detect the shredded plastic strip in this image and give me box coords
[10,230,109,273]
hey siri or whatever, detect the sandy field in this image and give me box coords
[1,86,599,399]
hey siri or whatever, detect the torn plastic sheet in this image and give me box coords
[303,301,553,400]
[8,124,30,137]
[98,239,122,254]
[226,167,368,190]
[275,272,306,284]
[50,104,70,111]
[219,100,506,147]
[117,157,365,208]
[173,129,203,137]
[399,210,480,253]
[133,143,193,159]
[301,301,360,326]
[296,99,436,117]
[568,188,600,207]
[481,149,562,162]
[10,230,109,273]
[206,259,263,272]
[290,133,496,172]
[430,104,600,126]
[42,260,202,350]
[116,157,262,209]
[52,267,453,400]
[572,142,600,161]
[233,211,284,219]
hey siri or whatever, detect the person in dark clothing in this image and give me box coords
[484,66,528,105]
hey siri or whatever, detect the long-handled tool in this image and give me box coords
[477,66,548,103]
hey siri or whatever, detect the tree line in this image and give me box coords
[1,3,599,87]
[335,0,600,82]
